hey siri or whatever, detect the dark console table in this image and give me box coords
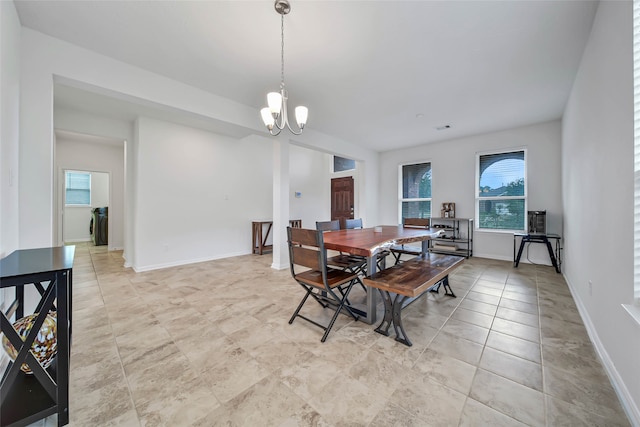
[0,246,74,427]
[513,233,561,273]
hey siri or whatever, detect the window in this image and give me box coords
[65,171,91,206]
[399,162,431,221]
[333,156,355,172]
[476,150,526,231]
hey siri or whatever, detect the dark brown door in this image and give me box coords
[331,177,354,227]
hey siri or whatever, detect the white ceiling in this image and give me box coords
[14,0,599,152]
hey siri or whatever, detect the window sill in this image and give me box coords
[622,302,640,327]
[475,228,525,235]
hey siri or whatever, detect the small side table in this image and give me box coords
[252,220,273,255]
[252,220,302,255]
[1,246,75,427]
[513,233,561,273]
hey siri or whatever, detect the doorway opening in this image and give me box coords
[331,176,354,228]
[61,169,110,246]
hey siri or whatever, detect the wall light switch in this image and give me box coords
[294,192,302,198]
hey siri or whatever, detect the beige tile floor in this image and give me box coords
[29,242,630,426]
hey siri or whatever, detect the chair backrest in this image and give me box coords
[316,220,340,231]
[289,219,302,228]
[343,218,363,229]
[403,218,430,228]
[287,227,325,273]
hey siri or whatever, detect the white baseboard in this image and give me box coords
[271,262,288,270]
[564,275,640,426]
[132,250,250,272]
[64,238,92,243]
[472,252,513,262]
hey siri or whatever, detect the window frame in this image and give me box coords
[475,148,528,233]
[65,171,92,207]
[332,155,356,173]
[398,160,432,223]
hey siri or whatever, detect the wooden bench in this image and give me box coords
[363,253,464,346]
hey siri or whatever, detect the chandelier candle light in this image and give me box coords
[260,0,308,136]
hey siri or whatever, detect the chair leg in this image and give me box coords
[392,252,402,265]
[289,287,313,324]
[321,281,357,342]
[332,279,360,321]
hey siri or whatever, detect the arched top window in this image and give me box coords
[476,150,526,231]
[478,151,525,198]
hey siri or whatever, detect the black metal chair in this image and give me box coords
[315,220,367,276]
[342,218,390,271]
[316,220,340,231]
[390,218,431,265]
[287,227,361,342]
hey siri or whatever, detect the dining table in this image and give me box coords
[322,225,444,324]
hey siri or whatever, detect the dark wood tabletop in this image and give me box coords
[322,225,443,258]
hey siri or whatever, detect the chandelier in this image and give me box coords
[260,0,308,136]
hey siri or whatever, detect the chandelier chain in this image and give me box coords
[280,13,285,90]
[260,0,307,136]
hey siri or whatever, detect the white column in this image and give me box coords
[271,136,290,270]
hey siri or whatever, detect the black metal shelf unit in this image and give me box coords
[0,246,74,427]
[430,217,474,258]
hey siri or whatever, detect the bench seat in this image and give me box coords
[363,253,464,346]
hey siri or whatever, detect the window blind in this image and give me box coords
[65,172,91,205]
[477,150,526,231]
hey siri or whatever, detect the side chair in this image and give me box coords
[315,220,367,277]
[342,218,390,271]
[287,227,361,342]
[390,218,431,265]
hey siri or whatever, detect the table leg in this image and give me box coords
[514,238,527,268]
[422,240,429,256]
[252,222,259,254]
[364,253,378,325]
[544,238,560,273]
[262,223,273,255]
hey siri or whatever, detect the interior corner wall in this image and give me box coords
[55,107,134,143]
[378,120,562,263]
[561,1,639,423]
[132,117,273,271]
[18,27,376,254]
[0,1,21,258]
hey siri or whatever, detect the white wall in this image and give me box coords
[0,0,21,369]
[379,120,562,264]
[56,139,124,249]
[0,1,20,258]
[17,28,378,269]
[92,172,109,207]
[288,145,331,230]
[562,1,638,423]
[133,117,274,271]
